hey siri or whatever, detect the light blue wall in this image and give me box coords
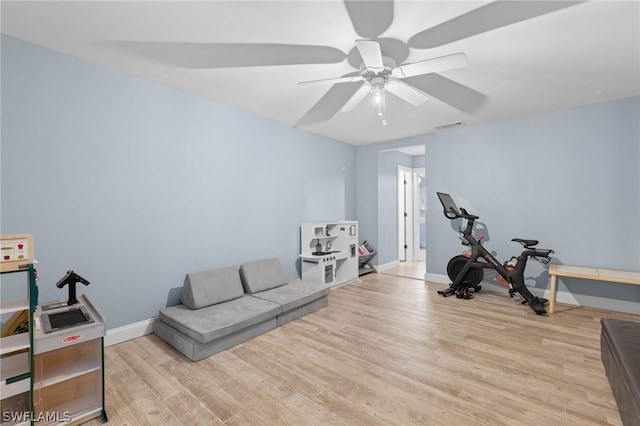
[1,35,356,329]
[412,155,425,169]
[358,96,640,311]
[377,150,412,265]
[426,97,639,308]
[356,134,425,258]
[3,33,638,325]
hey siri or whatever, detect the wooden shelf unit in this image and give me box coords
[1,263,38,426]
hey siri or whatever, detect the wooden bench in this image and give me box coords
[548,264,640,313]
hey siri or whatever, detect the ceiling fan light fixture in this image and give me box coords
[376,91,386,117]
[297,39,468,128]
[370,76,386,97]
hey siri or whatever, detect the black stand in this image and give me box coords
[55,270,90,306]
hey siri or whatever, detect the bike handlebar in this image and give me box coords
[520,248,555,265]
[534,249,555,258]
[444,207,458,219]
[459,207,479,221]
[436,193,479,221]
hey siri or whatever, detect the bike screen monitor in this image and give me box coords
[437,192,461,219]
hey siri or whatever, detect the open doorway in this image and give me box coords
[398,166,426,262]
[397,165,412,261]
[377,144,426,281]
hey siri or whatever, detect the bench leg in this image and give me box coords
[549,274,557,314]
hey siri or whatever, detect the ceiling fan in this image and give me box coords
[298,39,467,125]
[120,1,581,128]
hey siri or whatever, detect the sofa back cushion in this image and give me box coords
[240,258,289,294]
[181,266,244,309]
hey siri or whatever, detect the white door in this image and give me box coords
[398,166,414,262]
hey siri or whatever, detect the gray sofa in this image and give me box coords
[600,318,640,426]
[154,258,329,361]
[239,258,330,326]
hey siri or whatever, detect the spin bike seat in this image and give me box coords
[512,238,538,248]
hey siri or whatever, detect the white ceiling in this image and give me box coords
[2,1,639,146]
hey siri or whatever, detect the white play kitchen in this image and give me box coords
[300,222,359,287]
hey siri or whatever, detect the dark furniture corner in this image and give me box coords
[600,318,640,426]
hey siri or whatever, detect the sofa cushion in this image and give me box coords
[251,279,330,312]
[181,266,244,309]
[158,296,281,344]
[601,318,640,425]
[240,258,289,294]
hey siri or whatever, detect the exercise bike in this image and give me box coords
[436,192,555,315]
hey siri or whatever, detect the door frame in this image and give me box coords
[398,165,414,262]
[398,165,426,262]
[413,168,426,261]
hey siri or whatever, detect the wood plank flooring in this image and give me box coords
[382,261,426,280]
[87,273,639,425]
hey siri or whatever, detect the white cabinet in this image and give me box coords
[33,294,106,426]
[33,339,102,425]
[300,222,358,287]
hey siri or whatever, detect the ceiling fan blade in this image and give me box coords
[404,74,486,113]
[355,40,384,72]
[385,80,428,106]
[296,82,363,127]
[344,0,394,39]
[409,1,584,49]
[298,75,364,86]
[341,83,370,112]
[119,42,346,68]
[392,53,467,79]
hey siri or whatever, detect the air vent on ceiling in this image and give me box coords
[436,121,464,130]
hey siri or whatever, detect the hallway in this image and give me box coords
[381,260,425,281]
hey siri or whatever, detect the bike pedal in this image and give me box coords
[528,301,547,315]
[437,288,455,297]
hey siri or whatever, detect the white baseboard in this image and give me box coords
[104,317,156,347]
[425,273,449,284]
[424,272,640,315]
[376,260,399,272]
[541,288,640,315]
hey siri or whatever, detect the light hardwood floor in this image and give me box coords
[382,261,426,280]
[87,273,639,425]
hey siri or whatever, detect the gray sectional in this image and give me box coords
[240,258,330,326]
[601,318,640,426]
[154,258,329,361]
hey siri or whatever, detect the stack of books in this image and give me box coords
[357,241,375,256]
